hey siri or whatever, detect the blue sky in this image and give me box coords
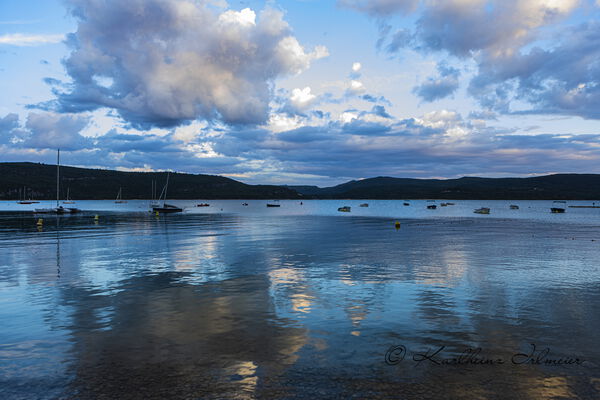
[1,0,600,186]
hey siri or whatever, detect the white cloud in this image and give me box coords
[54,1,328,128]
[266,113,304,133]
[290,87,317,111]
[0,33,64,46]
[349,80,366,94]
[218,8,256,26]
[352,62,362,72]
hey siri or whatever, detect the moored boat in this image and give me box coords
[17,187,40,204]
[153,203,183,213]
[360,203,369,207]
[551,201,566,213]
[474,207,490,214]
[115,187,127,203]
[338,206,351,212]
[151,173,182,214]
[34,149,80,214]
[510,204,519,210]
[62,187,75,204]
[266,203,280,207]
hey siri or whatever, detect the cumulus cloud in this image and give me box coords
[0,113,19,132]
[346,0,600,119]
[3,106,600,184]
[348,80,366,95]
[411,0,578,57]
[413,62,461,102]
[369,0,579,57]
[48,1,327,129]
[2,112,93,150]
[469,21,600,119]
[22,112,92,150]
[290,87,317,112]
[349,61,363,80]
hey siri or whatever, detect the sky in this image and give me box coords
[1,0,600,186]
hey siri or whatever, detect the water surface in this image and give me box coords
[1,201,599,399]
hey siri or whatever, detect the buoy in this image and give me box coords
[36,218,43,226]
[395,221,401,229]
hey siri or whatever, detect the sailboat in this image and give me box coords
[63,187,75,204]
[17,187,39,204]
[152,173,182,213]
[115,187,127,203]
[150,179,160,208]
[34,149,80,214]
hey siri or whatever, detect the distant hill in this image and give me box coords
[0,162,300,200]
[2,163,600,200]
[288,175,600,200]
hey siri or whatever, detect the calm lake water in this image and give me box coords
[1,200,599,399]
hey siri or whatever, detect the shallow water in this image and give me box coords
[1,201,599,399]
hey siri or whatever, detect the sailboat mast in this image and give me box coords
[164,172,170,206]
[56,149,60,207]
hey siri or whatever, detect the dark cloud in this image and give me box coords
[371,105,392,118]
[470,21,600,119]
[0,113,19,132]
[3,107,600,183]
[277,126,332,143]
[45,0,326,129]
[385,28,414,53]
[95,129,181,153]
[360,94,392,106]
[413,62,460,102]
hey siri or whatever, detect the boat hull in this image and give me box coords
[34,206,80,214]
[152,204,182,213]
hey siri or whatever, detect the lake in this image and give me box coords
[1,200,599,399]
